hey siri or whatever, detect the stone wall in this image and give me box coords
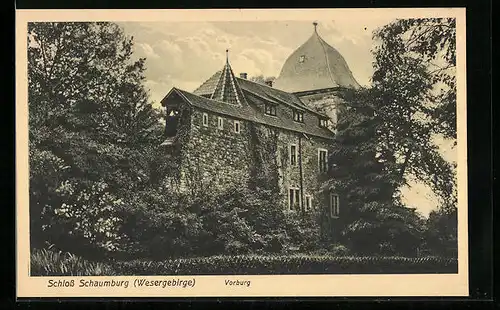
[175,106,332,213]
[298,90,346,130]
[179,108,253,191]
[274,129,331,210]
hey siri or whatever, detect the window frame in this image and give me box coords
[289,144,297,166]
[329,193,340,218]
[264,103,277,116]
[217,116,224,130]
[202,112,209,127]
[234,120,241,133]
[288,187,301,211]
[293,110,304,123]
[318,148,328,173]
[319,118,328,128]
[305,195,312,211]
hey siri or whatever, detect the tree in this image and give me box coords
[28,22,163,257]
[371,18,457,207]
[373,18,456,140]
[424,205,458,258]
[324,88,425,256]
[322,19,457,255]
[249,75,275,85]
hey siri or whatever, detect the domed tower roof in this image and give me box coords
[273,22,360,93]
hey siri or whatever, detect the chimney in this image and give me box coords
[239,72,248,79]
[265,80,273,87]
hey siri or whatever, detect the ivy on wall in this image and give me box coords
[246,122,280,191]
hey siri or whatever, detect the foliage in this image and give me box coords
[327,88,397,206]
[28,22,163,258]
[324,88,425,256]
[118,183,322,260]
[424,205,458,258]
[371,18,457,206]
[249,75,276,85]
[114,254,457,275]
[32,248,457,276]
[320,18,458,257]
[373,18,456,140]
[342,202,426,256]
[31,248,116,276]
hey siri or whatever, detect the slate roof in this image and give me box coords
[273,23,360,93]
[210,56,248,106]
[193,70,328,118]
[193,70,221,96]
[169,87,335,140]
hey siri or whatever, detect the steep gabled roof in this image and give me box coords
[167,87,335,140]
[210,51,248,106]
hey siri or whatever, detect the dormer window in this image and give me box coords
[265,103,277,116]
[299,55,305,63]
[319,118,328,128]
[293,110,304,123]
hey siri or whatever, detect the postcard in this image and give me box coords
[16,8,468,298]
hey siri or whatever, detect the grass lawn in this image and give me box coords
[31,248,458,276]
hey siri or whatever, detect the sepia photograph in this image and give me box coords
[16,8,467,297]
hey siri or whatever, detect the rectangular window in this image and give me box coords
[289,144,297,166]
[319,118,328,128]
[202,112,209,127]
[329,193,340,218]
[218,116,224,130]
[293,110,304,123]
[318,149,328,173]
[234,120,240,133]
[265,104,277,116]
[305,195,312,211]
[288,187,301,211]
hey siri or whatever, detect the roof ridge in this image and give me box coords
[170,88,335,140]
[316,30,338,88]
[177,87,238,106]
[237,77,327,116]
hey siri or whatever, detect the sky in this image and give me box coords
[119,20,457,217]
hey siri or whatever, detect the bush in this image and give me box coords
[120,184,325,260]
[424,206,458,258]
[341,202,426,257]
[30,248,116,276]
[114,254,458,275]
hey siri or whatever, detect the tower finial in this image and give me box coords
[226,49,229,62]
[313,21,318,32]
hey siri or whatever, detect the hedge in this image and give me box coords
[31,249,457,276]
[113,254,458,275]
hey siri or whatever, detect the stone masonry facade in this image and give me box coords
[163,94,333,212]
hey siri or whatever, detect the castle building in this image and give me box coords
[160,23,359,220]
